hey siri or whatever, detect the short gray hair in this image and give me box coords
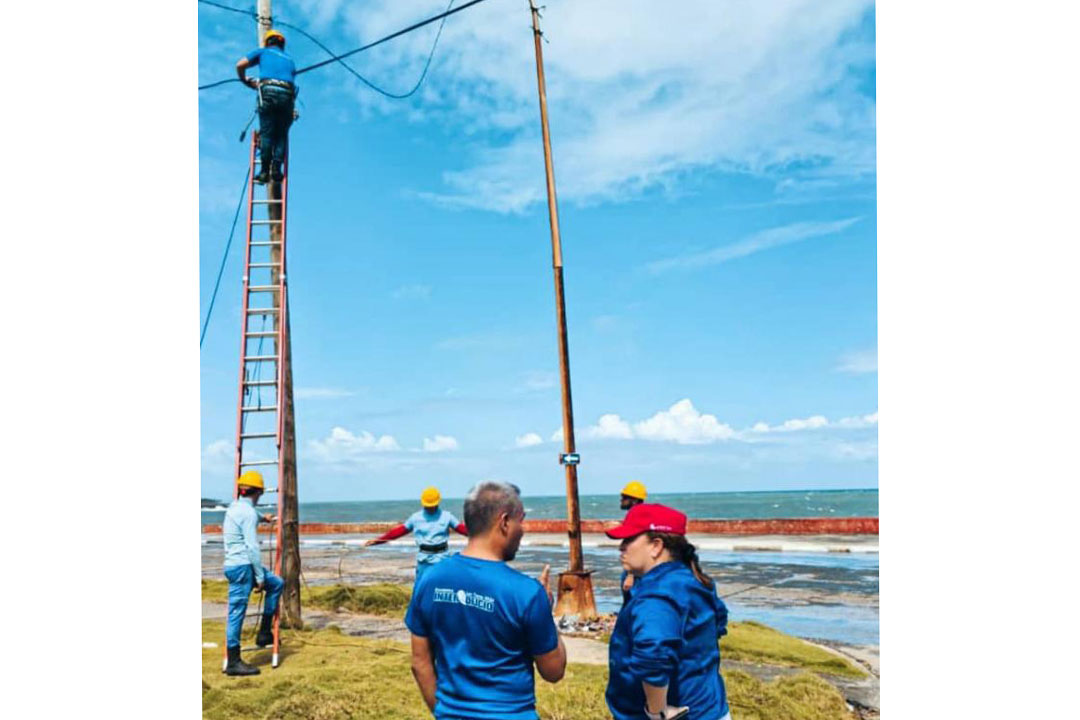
[463,481,523,536]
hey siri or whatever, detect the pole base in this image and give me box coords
[554,570,597,618]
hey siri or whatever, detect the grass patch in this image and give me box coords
[593,618,865,679]
[722,621,866,679]
[203,621,853,720]
[202,580,412,618]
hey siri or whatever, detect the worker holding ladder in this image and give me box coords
[236,29,297,185]
[222,470,283,676]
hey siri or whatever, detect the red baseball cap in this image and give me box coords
[605,503,688,538]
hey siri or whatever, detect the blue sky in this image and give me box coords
[199,0,877,502]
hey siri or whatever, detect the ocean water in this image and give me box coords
[201,488,878,526]
[202,488,879,645]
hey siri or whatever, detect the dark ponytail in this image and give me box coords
[649,532,713,589]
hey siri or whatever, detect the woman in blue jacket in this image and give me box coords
[605,503,730,720]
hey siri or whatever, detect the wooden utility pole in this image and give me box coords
[257,0,302,629]
[528,0,596,618]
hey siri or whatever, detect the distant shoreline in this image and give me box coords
[202,516,878,536]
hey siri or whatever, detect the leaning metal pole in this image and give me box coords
[528,0,596,617]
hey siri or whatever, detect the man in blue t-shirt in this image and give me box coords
[236,29,297,184]
[405,481,566,719]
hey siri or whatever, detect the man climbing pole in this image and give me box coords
[222,470,283,676]
[365,486,468,581]
[618,480,648,599]
[236,29,297,184]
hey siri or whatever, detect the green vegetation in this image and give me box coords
[722,621,866,679]
[202,621,854,720]
[202,580,412,618]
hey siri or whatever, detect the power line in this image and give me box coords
[297,0,487,75]
[200,169,250,347]
[198,0,491,91]
[275,1,456,100]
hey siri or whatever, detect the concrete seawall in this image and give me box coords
[202,516,878,535]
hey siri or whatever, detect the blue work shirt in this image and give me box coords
[245,46,296,84]
[405,554,559,720]
[222,497,265,584]
[607,561,729,720]
[406,508,460,566]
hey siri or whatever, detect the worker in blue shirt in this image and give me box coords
[364,486,468,581]
[236,29,297,184]
[405,481,566,719]
[221,470,283,676]
[605,503,730,720]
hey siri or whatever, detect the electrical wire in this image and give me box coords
[275,0,455,100]
[200,169,250,347]
[197,0,489,91]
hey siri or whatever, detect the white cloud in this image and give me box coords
[780,415,830,432]
[298,0,875,213]
[836,412,878,429]
[422,435,459,452]
[633,399,736,444]
[521,371,557,392]
[515,432,544,448]
[392,284,432,300]
[202,439,233,472]
[585,413,634,440]
[295,387,355,399]
[836,348,877,374]
[309,426,401,462]
[752,411,877,432]
[647,218,860,273]
[551,427,564,443]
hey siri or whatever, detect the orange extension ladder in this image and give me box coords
[223,131,290,670]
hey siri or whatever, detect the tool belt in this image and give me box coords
[259,78,294,91]
[419,542,448,554]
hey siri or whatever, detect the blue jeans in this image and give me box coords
[257,85,294,172]
[224,564,283,648]
[415,551,450,582]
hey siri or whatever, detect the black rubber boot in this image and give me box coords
[224,645,260,676]
[255,612,275,648]
[271,163,285,183]
[253,167,270,185]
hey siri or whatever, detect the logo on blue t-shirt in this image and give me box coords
[434,587,495,612]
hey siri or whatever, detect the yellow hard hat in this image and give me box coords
[420,486,441,508]
[620,480,647,500]
[264,29,285,46]
[238,470,265,490]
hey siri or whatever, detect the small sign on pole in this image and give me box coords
[559,452,581,466]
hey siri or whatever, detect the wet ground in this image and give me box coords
[203,531,879,647]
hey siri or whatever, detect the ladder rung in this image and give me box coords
[247,285,280,292]
[251,220,283,225]
[240,432,276,440]
[252,199,283,204]
[248,263,282,269]
[240,459,279,466]
[243,379,277,386]
[246,308,279,314]
[250,242,282,247]
[245,332,278,338]
[244,355,278,362]
[242,406,279,413]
